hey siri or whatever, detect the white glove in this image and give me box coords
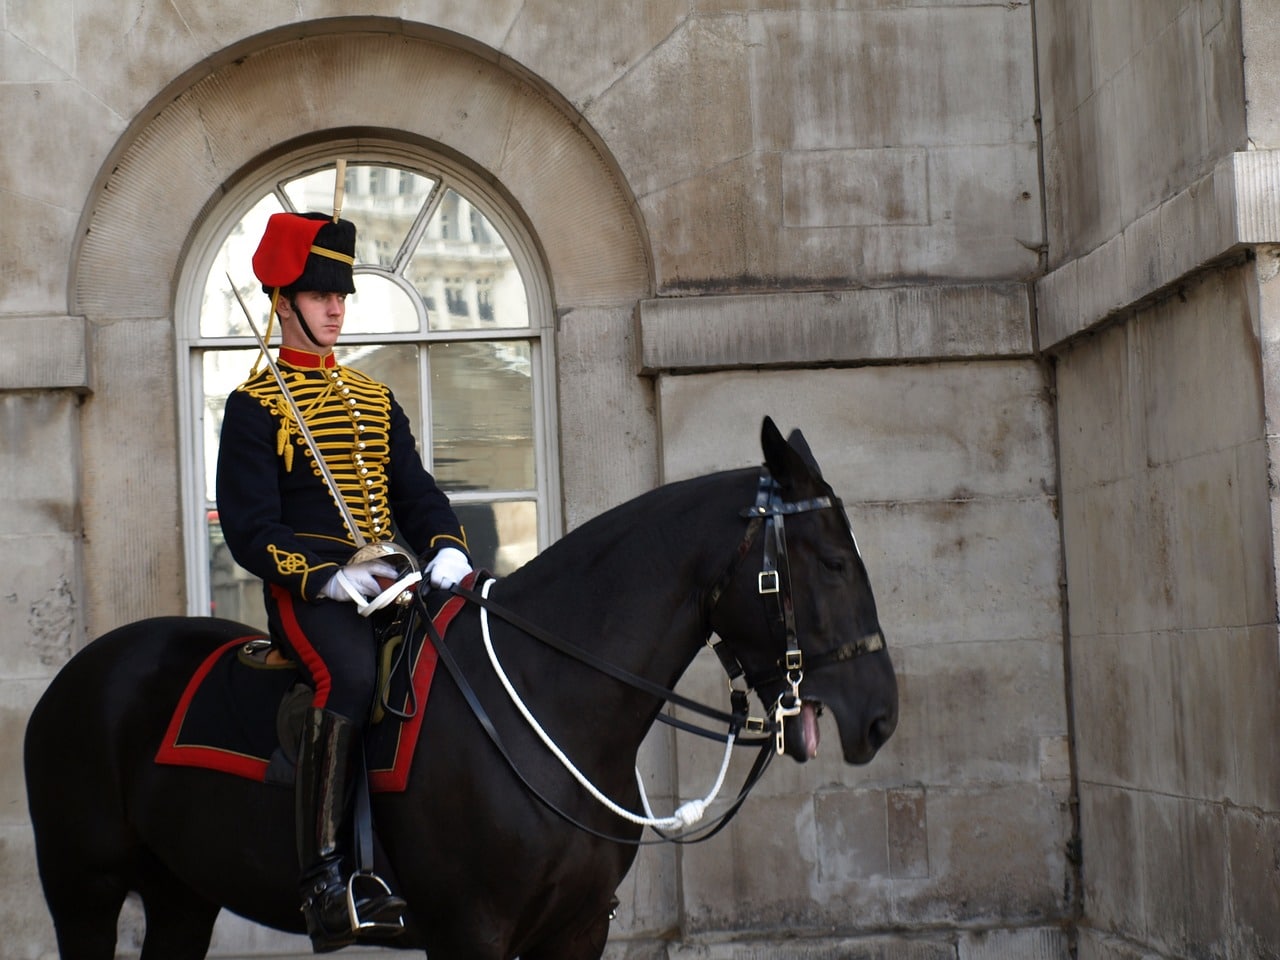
[424,547,472,590]
[321,559,400,603]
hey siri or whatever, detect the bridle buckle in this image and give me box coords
[758,570,780,595]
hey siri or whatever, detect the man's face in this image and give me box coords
[280,291,347,352]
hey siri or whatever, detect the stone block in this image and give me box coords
[1236,438,1277,626]
[854,498,1063,649]
[0,195,81,318]
[0,81,120,212]
[0,680,61,827]
[1033,0,1095,137]
[1167,452,1251,630]
[1054,321,1138,491]
[556,305,658,530]
[1034,257,1080,348]
[885,787,929,880]
[1109,8,1207,223]
[679,793,850,935]
[748,8,1034,152]
[639,286,1031,373]
[1139,274,1262,468]
[958,927,1069,960]
[0,535,82,677]
[641,152,779,293]
[1242,0,1280,147]
[873,639,1066,786]
[1075,232,1129,332]
[814,787,890,883]
[1078,785,1145,944]
[0,392,82,533]
[1226,805,1280,959]
[782,149,929,229]
[1157,630,1234,800]
[1067,471,1179,637]
[665,938,955,960]
[609,841,681,939]
[1075,927,1164,960]
[1140,793,1230,958]
[1224,625,1280,810]
[0,824,58,959]
[890,782,1071,927]
[1043,79,1124,264]
[655,362,1052,504]
[0,318,89,393]
[73,0,217,119]
[1070,633,1172,791]
[79,317,185,635]
[584,15,749,199]
[926,143,1043,255]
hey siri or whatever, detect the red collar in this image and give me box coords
[278,347,336,369]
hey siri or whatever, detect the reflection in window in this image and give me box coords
[189,158,547,625]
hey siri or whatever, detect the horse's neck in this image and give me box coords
[497,469,754,732]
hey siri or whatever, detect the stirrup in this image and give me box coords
[347,872,405,938]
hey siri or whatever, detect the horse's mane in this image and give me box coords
[502,465,757,589]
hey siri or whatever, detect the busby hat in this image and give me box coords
[252,211,356,296]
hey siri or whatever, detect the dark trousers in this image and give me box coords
[266,582,378,724]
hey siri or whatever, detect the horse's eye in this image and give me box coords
[821,557,846,574]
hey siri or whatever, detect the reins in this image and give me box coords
[417,466,881,844]
[415,585,774,845]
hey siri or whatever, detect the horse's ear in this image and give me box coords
[761,417,822,490]
[785,428,825,481]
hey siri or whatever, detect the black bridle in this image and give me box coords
[705,468,886,751]
[417,466,883,843]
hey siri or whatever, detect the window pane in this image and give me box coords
[346,165,437,268]
[202,349,261,501]
[208,516,267,630]
[334,343,423,445]
[201,195,285,337]
[281,167,340,217]
[408,188,529,332]
[453,501,538,577]
[430,341,534,491]
[346,273,421,334]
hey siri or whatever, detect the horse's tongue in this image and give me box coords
[802,702,820,759]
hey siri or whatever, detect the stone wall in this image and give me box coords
[1056,259,1280,960]
[4,1,1278,959]
[1037,2,1280,959]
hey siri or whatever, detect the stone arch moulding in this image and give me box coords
[73,20,653,319]
[68,20,653,635]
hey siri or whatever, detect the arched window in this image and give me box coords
[177,144,558,629]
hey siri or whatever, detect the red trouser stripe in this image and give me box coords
[269,582,332,709]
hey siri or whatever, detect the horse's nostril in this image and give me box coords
[870,714,896,748]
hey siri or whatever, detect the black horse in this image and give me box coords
[25,418,897,959]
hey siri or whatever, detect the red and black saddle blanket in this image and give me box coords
[154,582,474,794]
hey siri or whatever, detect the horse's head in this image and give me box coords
[709,418,898,764]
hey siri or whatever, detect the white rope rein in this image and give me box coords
[477,577,736,831]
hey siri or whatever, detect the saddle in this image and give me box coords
[155,575,480,793]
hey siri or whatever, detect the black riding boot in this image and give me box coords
[296,707,405,953]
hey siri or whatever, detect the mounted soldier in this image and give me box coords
[215,185,472,952]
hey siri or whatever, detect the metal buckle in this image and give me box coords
[758,570,780,594]
[784,649,803,672]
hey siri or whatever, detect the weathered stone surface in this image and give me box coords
[6,3,1280,960]
[638,285,1033,372]
[556,305,658,529]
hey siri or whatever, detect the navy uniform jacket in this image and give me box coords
[216,347,467,601]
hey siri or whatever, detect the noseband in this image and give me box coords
[706,468,885,753]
